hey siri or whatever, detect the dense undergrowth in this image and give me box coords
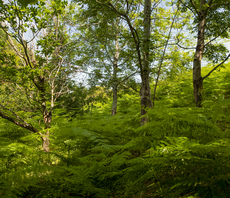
[1,65,230,198]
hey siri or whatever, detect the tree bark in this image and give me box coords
[106,1,152,124]
[111,25,120,116]
[111,84,118,115]
[40,109,52,152]
[141,0,152,125]
[0,110,38,132]
[39,77,52,152]
[193,0,206,107]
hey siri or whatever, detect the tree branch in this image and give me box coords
[0,108,38,132]
[6,35,24,60]
[153,8,179,103]
[120,83,139,93]
[190,0,199,13]
[106,2,143,80]
[209,2,230,9]
[203,53,230,80]
[176,42,196,50]
[117,70,138,86]
[204,25,230,46]
[178,0,197,16]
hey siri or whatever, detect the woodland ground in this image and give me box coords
[1,65,230,198]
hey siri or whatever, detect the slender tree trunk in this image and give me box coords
[111,26,120,116]
[141,0,152,125]
[111,84,118,115]
[193,0,206,107]
[152,8,178,106]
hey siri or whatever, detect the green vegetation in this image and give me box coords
[1,64,230,197]
[1,0,230,197]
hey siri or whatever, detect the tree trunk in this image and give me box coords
[41,130,50,152]
[40,109,52,152]
[111,84,118,115]
[152,9,178,107]
[111,25,120,116]
[141,0,152,125]
[193,0,206,107]
[39,79,52,152]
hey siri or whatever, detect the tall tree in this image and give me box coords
[0,0,75,151]
[140,0,153,124]
[76,0,187,124]
[111,22,120,115]
[152,7,180,105]
[76,0,157,124]
[72,7,139,116]
[178,0,230,107]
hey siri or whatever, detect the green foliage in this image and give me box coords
[1,62,230,197]
[154,70,194,108]
[202,63,230,101]
[55,85,89,117]
[204,43,228,64]
[1,0,230,198]
[17,0,37,7]
[2,90,230,197]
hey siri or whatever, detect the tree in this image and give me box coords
[140,0,153,124]
[152,6,180,105]
[0,0,75,151]
[75,0,190,124]
[178,0,230,107]
[75,0,157,124]
[71,7,139,116]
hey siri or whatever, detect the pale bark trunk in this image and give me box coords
[193,0,206,107]
[39,15,59,151]
[111,26,120,116]
[41,109,52,152]
[141,0,152,125]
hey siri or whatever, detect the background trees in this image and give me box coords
[1,0,230,197]
[75,0,190,124]
[72,12,138,116]
[0,0,76,151]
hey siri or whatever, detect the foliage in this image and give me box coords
[1,63,230,197]
[1,0,230,197]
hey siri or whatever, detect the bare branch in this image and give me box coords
[117,70,138,86]
[120,83,139,93]
[153,8,179,103]
[203,53,230,80]
[205,25,230,46]
[209,2,230,9]
[178,0,197,16]
[176,42,196,50]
